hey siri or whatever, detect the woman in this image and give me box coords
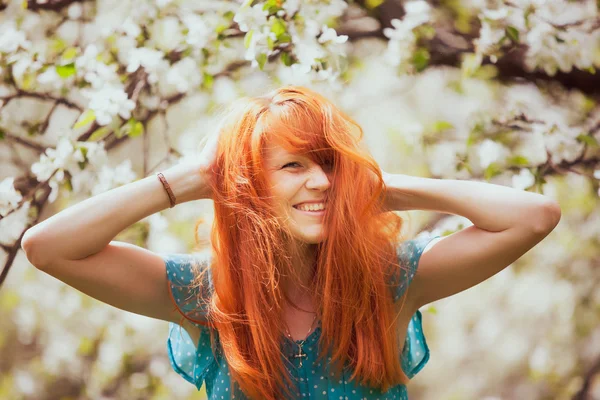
[21,86,561,400]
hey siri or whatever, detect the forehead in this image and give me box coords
[263,141,300,162]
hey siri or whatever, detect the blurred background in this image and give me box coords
[1,0,599,399]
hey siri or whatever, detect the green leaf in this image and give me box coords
[56,63,76,79]
[127,118,144,138]
[50,38,67,53]
[256,53,268,70]
[271,18,286,39]
[461,52,483,77]
[62,47,78,61]
[412,48,430,72]
[215,24,227,34]
[414,25,436,40]
[507,155,530,166]
[73,110,96,129]
[484,162,503,181]
[244,30,254,49]
[267,35,275,51]
[278,32,292,43]
[202,72,214,89]
[473,64,498,80]
[365,0,385,8]
[89,126,111,141]
[505,26,519,43]
[280,52,294,66]
[64,176,73,192]
[0,129,4,140]
[77,337,95,356]
[430,120,454,133]
[263,0,281,14]
[455,153,472,174]
[576,133,599,147]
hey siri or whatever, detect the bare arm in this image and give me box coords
[21,161,211,323]
[384,173,561,308]
[22,162,207,265]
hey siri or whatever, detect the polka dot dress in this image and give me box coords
[165,235,440,399]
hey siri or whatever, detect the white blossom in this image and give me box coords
[75,45,120,88]
[37,67,63,90]
[125,47,167,83]
[166,58,202,93]
[92,159,137,195]
[182,14,212,49]
[121,18,142,39]
[0,201,30,243]
[0,177,23,217]
[477,139,508,168]
[150,17,183,52]
[67,2,83,19]
[318,26,348,45]
[382,0,432,70]
[512,168,535,190]
[0,21,31,53]
[282,0,300,16]
[83,85,136,126]
[233,2,269,33]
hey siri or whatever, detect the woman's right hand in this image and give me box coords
[165,129,221,203]
[196,128,221,174]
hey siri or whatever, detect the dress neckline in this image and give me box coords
[282,323,322,346]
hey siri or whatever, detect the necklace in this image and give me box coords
[282,313,317,368]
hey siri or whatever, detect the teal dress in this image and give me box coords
[165,235,440,400]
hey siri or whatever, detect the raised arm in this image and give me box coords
[384,173,561,308]
[20,160,211,323]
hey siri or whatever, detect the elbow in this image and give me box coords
[531,200,561,235]
[21,228,49,270]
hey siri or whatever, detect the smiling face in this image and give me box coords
[263,141,333,245]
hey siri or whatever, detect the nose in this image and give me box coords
[305,165,331,191]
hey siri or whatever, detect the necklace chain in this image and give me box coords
[283,313,317,368]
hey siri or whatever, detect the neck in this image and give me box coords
[281,242,318,300]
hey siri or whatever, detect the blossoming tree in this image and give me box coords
[0,0,599,398]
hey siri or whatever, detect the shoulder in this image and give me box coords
[164,251,212,286]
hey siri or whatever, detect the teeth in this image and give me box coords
[296,203,325,211]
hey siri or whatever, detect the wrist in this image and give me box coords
[161,163,211,205]
[383,173,421,212]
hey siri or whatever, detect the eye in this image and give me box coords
[283,162,302,169]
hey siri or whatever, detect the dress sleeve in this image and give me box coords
[164,253,216,389]
[401,309,429,379]
[393,235,441,379]
[165,253,212,326]
[393,235,441,301]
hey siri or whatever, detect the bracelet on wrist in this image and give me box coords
[156,172,177,208]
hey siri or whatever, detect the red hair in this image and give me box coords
[185,86,411,399]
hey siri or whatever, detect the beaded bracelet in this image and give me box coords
[156,172,176,208]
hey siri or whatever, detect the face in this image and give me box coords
[263,142,333,245]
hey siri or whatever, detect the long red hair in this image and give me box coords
[185,86,411,399]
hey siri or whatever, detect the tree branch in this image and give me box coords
[343,0,600,95]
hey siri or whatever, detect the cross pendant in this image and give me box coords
[293,346,308,367]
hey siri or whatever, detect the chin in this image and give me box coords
[293,229,326,244]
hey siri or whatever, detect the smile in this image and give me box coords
[292,203,326,216]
